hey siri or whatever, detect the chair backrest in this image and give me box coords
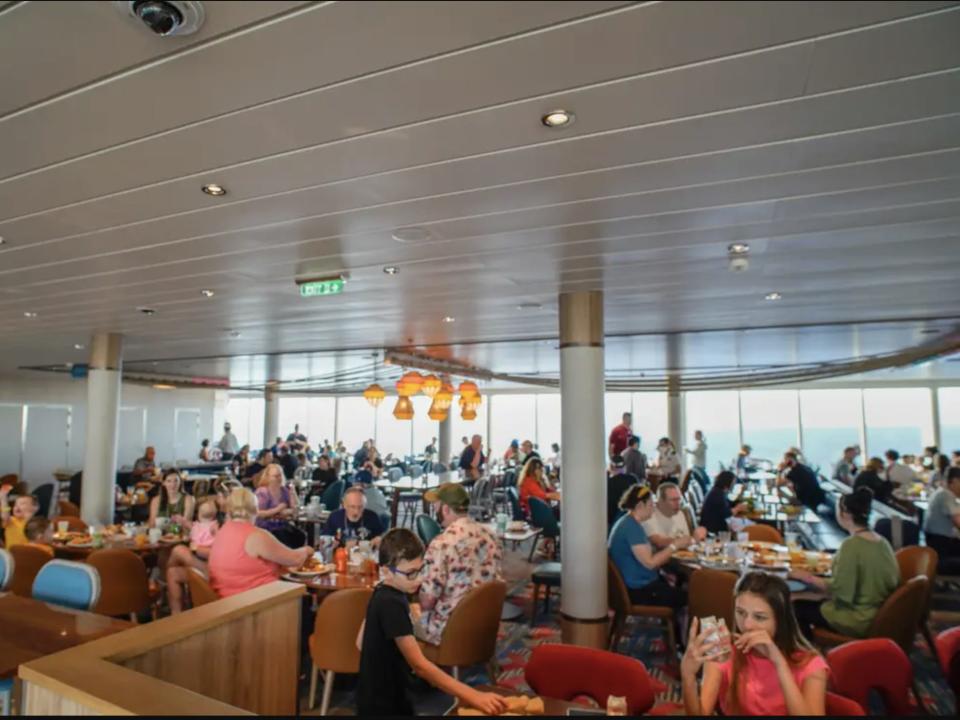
[607,556,631,617]
[689,480,704,505]
[745,524,784,544]
[525,643,662,715]
[681,506,696,536]
[869,575,929,654]
[934,626,960,703]
[827,638,913,715]
[0,548,13,591]
[32,559,100,611]
[52,515,89,532]
[388,467,403,483]
[321,479,345,510]
[86,549,150,617]
[430,580,506,666]
[528,497,559,538]
[896,545,937,614]
[33,482,55,518]
[688,568,737,631]
[469,478,488,504]
[309,587,372,673]
[186,569,220,608]
[503,469,517,488]
[825,691,867,716]
[679,470,692,494]
[874,517,921,549]
[57,500,81,517]
[409,465,422,479]
[416,514,443,546]
[9,544,52,597]
[433,463,448,473]
[506,487,524,521]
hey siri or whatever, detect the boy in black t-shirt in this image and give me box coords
[355,528,507,716]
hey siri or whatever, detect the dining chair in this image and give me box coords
[524,643,666,715]
[32,559,101,611]
[530,562,561,627]
[744,523,783,544]
[415,513,443,546]
[505,487,524,522]
[687,568,736,632]
[812,576,928,655]
[307,587,372,714]
[57,500,81,517]
[32,483,56,518]
[0,549,13,592]
[419,580,506,680]
[826,638,915,715]
[528,497,560,561]
[895,545,938,651]
[607,557,676,659]
[934,626,960,706]
[86,549,157,623]
[52,515,88,532]
[825,692,867,716]
[320,480,345,512]
[9,544,52,597]
[186,569,219,608]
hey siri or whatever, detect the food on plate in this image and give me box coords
[673,549,697,561]
[160,533,181,543]
[298,555,325,572]
[751,555,786,567]
[526,697,544,715]
[68,535,93,546]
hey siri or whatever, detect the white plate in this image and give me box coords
[65,542,93,548]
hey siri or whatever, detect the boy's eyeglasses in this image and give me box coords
[389,565,425,579]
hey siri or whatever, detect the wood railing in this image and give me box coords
[19,581,305,715]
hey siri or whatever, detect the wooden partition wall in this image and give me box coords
[19,581,305,715]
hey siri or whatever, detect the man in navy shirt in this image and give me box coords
[323,486,384,545]
[458,434,486,481]
[780,450,828,511]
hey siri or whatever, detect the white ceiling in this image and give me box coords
[2,0,960,383]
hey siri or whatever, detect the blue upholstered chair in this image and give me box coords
[0,549,12,592]
[32,559,101,611]
[415,514,443,547]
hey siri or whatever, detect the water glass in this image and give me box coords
[57,520,69,535]
[736,531,749,544]
[148,528,162,545]
[495,512,508,535]
[718,531,731,544]
[785,531,800,549]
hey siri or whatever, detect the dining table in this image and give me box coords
[0,593,133,680]
[447,684,586,715]
[51,534,182,561]
[281,568,378,597]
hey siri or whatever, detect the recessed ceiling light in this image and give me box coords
[23,311,37,318]
[0,236,5,246]
[383,266,399,275]
[443,316,455,323]
[541,109,575,128]
[201,183,226,196]
[728,242,750,255]
[764,292,782,301]
[200,289,215,297]
[391,227,432,244]
[73,343,85,350]
[152,384,176,390]
[137,306,157,315]
[229,330,241,338]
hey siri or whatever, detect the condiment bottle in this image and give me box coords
[334,545,348,574]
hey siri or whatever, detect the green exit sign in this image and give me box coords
[298,278,344,297]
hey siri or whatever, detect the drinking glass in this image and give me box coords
[718,531,731,544]
[736,531,749,545]
[784,531,800,549]
[57,520,69,535]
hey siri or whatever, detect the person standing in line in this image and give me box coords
[609,412,633,464]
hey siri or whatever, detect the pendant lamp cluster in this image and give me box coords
[362,371,481,421]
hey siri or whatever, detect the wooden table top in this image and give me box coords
[51,537,180,559]
[281,570,378,594]
[0,593,133,679]
[450,685,584,715]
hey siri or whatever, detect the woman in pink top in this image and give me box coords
[208,487,312,599]
[681,571,828,716]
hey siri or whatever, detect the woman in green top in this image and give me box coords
[148,469,195,531]
[790,487,899,639]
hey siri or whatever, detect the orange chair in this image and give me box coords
[9,545,52,597]
[57,500,80,517]
[186,569,219,608]
[419,581,507,680]
[687,567,737,632]
[608,558,676,658]
[52,515,88,532]
[813,576,928,654]
[86,549,157,623]
[307,587,372,714]
[895,545,937,650]
[744,524,783,544]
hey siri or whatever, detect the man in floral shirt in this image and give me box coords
[418,483,502,644]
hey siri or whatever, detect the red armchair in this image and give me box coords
[826,638,914,715]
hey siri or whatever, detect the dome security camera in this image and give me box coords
[113,1,205,37]
[728,256,750,272]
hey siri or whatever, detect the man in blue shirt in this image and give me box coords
[458,435,486,481]
[322,487,384,545]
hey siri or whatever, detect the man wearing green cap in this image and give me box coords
[417,482,502,645]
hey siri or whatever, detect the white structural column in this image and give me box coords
[263,387,280,450]
[559,290,608,648]
[666,334,684,462]
[438,410,453,468]
[81,333,123,526]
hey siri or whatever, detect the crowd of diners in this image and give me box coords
[3,411,960,717]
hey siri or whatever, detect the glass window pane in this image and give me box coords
[375,400,412,460]
[605,393,633,445]
[306,398,336,448]
[799,389,863,477]
[939,388,960,454]
[536,395,562,455]
[863,388,934,457]
[451,400,487,466]
[278,397,307,441]
[631,392,668,456]
[336,397,376,455]
[490,395,537,460]
[685,391,741,474]
[740,390,799,464]
[412,395,437,457]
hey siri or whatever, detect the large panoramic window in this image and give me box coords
[684,391,741,474]
[490,394,537,459]
[336,396,376,455]
[799,389,863,476]
[863,388,934,457]
[631,392,668,454]
[374,401,412,460]
[740,390,799,464]
[939,387,960,454]
[535,394,563,453]
[224,396,264,450]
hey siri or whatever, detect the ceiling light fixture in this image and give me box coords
[443,316,455,323]
[200,289,215,297]
[229,330,241,338]
[517,302,543,310]
[74,344,85,350]
[728,242,750,255]
[152,383,176,390]
[391,227,432,244]
[764,292,782,301]
[383,266,399,275]
[201,183,226,196]
[23,311,37,318]
[541,109,574,128]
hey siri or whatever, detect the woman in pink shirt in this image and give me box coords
[681,571,828,716]
[208,488,312,599]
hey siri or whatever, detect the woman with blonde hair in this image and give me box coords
[254,463,305,548]
[207,487,312,598]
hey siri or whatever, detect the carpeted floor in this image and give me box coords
[302,545,958,716]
